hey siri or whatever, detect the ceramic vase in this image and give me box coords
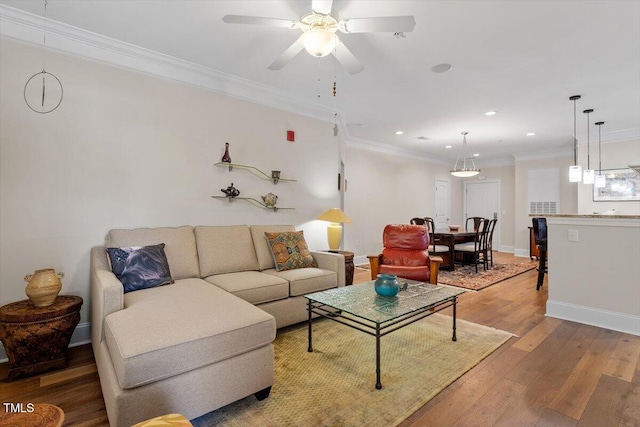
[25,268,62,307]
[221,142,231,163]
[374,274,400,297]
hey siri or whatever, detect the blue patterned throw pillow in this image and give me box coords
[106,243,174,293]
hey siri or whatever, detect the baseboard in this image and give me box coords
[0,321,91,363]
[546,300,640,336]
[354,255,368,266]
[513,248,531,258]
[498,245,515,254]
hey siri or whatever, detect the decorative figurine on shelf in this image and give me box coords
[221,142,231,163]
[271,170,281,183]
[221,183,240,198]
[261,192,278,208]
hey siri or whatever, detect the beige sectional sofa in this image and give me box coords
[90,225,345,426]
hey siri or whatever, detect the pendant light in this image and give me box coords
[595,121,606,188]
[582,109,595,184]
[568,95,582,182]
[450,132,480,178]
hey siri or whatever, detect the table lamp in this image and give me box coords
[317,208,352,252]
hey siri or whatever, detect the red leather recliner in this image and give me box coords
[367,224,442,284]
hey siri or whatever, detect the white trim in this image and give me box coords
[354,255,368,267]
[546,216,640,228]
[546,300,640,336]
[514,248,531,258]
[346,136,449,165]
[513,147,573,162]
[0,4,336,124]
[0,321,91,363]
[499,245,515,254]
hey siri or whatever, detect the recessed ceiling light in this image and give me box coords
[527,132,535,136]
[473,153,480,157]
[431,63,453,73]
[485,111,497,116]
[445,145,452,149]
[395,131,404,135]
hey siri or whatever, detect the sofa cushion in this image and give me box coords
[195,226,259,276]
[263,268,337,297]
[103,278,275,389]
[250,225,295,270]
[107,226,199,280]
[204,271,289,305]
[265,231,317,271]
[106,244,173,293]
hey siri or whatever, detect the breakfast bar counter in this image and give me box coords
[540,214,640,336]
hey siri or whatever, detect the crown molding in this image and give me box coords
[0,4,336,124]
[346,136,451,166]
[513,147,573,162]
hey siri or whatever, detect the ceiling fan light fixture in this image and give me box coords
[299,28,337,57]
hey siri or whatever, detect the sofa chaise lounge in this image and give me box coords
[90,224,345,426]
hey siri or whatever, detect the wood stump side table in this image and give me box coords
[327,250,354,286]
[0,295,82,381]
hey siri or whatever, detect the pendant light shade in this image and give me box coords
[583,109,595,184]
[450,132,480,178]
[595,121,606,188]
[569,95,582,182]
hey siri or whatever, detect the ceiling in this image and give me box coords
[2,0,639,165]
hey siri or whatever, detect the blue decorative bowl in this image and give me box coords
[374,274,400,297]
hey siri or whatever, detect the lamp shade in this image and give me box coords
[317,208,352,223]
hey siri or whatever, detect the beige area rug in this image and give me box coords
[192,314,513,427]
[437,263,536,291]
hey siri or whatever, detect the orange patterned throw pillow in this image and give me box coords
[265,231,318,271]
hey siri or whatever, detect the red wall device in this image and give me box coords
[287,130,295,142]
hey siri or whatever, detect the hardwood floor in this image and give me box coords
[1,252,638,426]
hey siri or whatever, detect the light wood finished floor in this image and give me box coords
[1,252,638,426]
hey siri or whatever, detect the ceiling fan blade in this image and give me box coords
[312,0,334,15]
[268,41,304,70]
[332,40,364,74]
[222,15,297,29]
[340,16,416,33]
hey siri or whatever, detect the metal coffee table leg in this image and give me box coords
[376,324,382,389]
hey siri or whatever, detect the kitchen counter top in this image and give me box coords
[530,213,640,219]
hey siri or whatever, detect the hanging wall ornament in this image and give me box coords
[24,0,63,114]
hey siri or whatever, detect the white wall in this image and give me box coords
[514,154,578,256]
[0,39,341,326]
[343,145,461,261]
[577,139,640,215]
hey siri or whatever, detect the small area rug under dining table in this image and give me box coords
[437,263,536,291]
[192,313,513,427]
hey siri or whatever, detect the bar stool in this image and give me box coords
[532,217,547,291]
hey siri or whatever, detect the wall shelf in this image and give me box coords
[214,162,296,184]
[211,196,294,212]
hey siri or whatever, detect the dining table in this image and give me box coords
[433,228,477,271]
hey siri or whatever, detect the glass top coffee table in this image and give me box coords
[305,280,465,389]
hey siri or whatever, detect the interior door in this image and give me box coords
[434,179,450,230]
[465,181,500,247]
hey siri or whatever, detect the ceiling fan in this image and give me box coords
[222,0,416,74]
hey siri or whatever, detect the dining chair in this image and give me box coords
[486,218,498,267]
[465,216,484,231]
[454,218,490,272]
[409,217,427,225]
[532,217,547,291]
[423,217,450,256]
